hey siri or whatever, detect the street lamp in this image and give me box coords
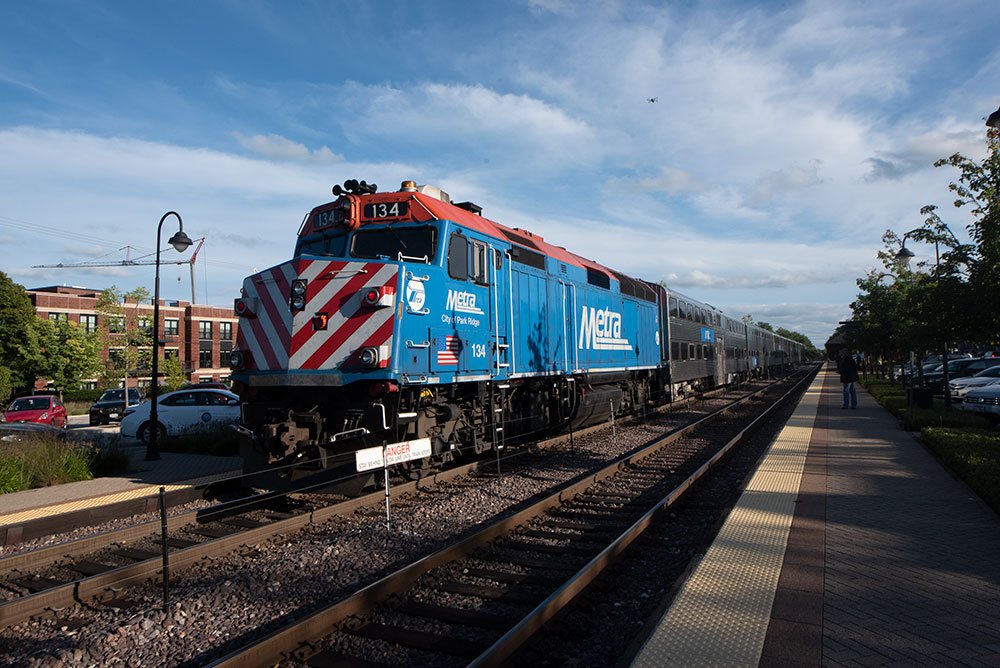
[146,211,193,461]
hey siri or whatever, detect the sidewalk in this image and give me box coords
[631,365,1000,667]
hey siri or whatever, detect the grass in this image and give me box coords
[922,427,1000,514]
[860,374,999,513]
[0,433,133,494]
[859,375,992,431]
[65,400,91,416]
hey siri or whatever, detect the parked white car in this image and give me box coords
[950,366,1000,399]
[958,385,1000,420]
[120,389,241,444]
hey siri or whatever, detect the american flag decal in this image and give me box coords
[436,335,461,366]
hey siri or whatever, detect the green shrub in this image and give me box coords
[921,427,1000,513]
[63,389,104,403]
[0,458,29,494]
[0,435,94,492]
[0,434,137,493]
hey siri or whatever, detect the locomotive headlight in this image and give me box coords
[290,279,308,312]
[359,346,379,367]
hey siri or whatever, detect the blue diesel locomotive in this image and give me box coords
[229,179,804,489]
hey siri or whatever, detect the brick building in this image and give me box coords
[27,286,238,389]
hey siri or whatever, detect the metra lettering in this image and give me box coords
[578,305,632,351]
[446,289,484,314]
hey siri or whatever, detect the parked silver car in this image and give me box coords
[950,366,1000,399]
[959,385,1000,420]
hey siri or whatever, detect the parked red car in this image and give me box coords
[1,395,68,428]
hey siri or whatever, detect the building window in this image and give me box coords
[109,316,124,333]
[48,312,68,321]
[199,321,212,340]
[199,341,213,368]
[219,322,232,341]
[164,319,179,336]
[80,314,98,333]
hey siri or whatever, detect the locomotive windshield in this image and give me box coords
[350,225,437,262]
[295,231,348,258]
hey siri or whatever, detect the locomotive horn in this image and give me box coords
[332,184,345,196]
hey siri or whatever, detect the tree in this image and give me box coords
[160,353,189,392]
[33,318,104,394]
[775,327,822,359]
[756,321,774,332]
[916,122,1000,343]
[0,271,40,395]
[95,286,152,388]
[850,120,1000,368]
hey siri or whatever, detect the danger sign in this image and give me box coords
[355,438,432,472]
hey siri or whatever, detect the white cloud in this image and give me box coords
[233,132,342,164]
[338,81,597,167]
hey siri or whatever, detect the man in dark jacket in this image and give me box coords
[838,349,859,409]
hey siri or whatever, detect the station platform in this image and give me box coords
[0,444,241,529]
[631,364,1000,667]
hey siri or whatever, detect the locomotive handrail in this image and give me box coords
[406,340,430,348]
[406,307,430,315]
[397,252,429,263]
[405,271,430,281]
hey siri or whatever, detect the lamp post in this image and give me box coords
[146,212,193,461]
[894,227,960,408]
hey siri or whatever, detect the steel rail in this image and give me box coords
[204,368,814,667]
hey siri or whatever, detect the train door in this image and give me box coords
[490,245,510,377]
[715,336,725,385]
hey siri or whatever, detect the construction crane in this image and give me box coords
[33,238,206,304]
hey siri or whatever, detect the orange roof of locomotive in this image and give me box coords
[301,189,618,282]
[407,192,616,280]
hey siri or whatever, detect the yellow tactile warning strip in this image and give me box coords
[0,472,233,526]
[631,372,823,668]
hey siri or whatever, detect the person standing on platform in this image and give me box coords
[838,348,859,409]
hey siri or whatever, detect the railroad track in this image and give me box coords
[0,373,795,645]
[205,366,817,667]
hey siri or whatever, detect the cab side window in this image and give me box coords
[448,233,468,280]
[471,240,488,285]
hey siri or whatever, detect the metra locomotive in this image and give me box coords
[229,179,804,490]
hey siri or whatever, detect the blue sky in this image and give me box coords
[1,0,997,347]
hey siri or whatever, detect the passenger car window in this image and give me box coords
[448,232,469,280]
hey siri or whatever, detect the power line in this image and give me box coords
[0,213,255,271]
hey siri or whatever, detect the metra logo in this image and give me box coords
[446,289,485,315]
[578,306,632,351]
